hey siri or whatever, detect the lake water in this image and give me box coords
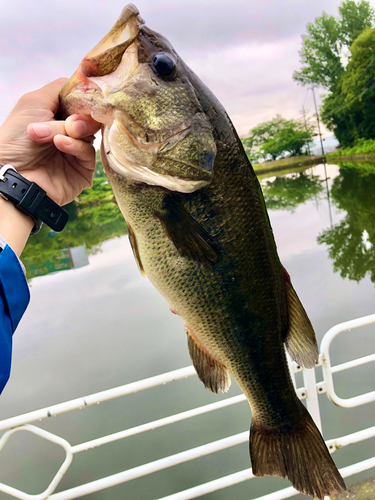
[0,162,374,500]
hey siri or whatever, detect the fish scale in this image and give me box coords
[59,4,346,498]
[106,147,297,425]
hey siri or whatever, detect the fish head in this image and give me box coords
[60,4,216,193]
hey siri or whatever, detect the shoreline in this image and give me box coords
[327,154,375,162]
[253,155,326,175]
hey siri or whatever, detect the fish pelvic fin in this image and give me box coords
[283,269,319,369]
[250,402,346,500]
[186,327,231,394]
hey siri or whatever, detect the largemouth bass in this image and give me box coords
[59,5,345,498]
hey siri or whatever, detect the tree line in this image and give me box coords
[294,0,374,148]
[242,0,374,161]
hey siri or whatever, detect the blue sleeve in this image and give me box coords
[0,244,30,393]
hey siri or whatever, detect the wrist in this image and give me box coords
[0,196,34,258]
[0,166,68,233]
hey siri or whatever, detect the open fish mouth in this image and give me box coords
[59,2,193,155]
[60,4,144,97]
[60,2,215,193]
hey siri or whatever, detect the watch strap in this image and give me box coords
[0,165,68,232]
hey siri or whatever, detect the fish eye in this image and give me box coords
[152,53,176,77]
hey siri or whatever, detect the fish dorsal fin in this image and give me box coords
[186,326,231,394]
[156,197,219,264]
[283,269,319,369]
[128,223,146,277]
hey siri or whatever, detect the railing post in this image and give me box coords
[303,367,322,432]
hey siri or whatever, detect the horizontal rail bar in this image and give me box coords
[50,420,375,500]
[322,313,375,344]
[331,354,375,374]
[157,456,375,500]
[72,395,247,454]
[0,366,196,432]
[49,432,249,500]
[158,469,255,500]
[326,425,375,452]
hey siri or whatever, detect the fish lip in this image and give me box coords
[84,4,145,61]
[60,4,145,106]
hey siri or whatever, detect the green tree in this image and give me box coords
[242,116,315,162]
[294,0,374,147]
[320,84,356,146]
[342,27,375,139]
[293,0,374,90]
[321,27,375,146]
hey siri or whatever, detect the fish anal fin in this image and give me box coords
[283,269,318,369]
[156,197,219,264]
[186,326,230,394]
[128,223,146,278]
[250,401,346,499]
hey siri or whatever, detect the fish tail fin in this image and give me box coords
[250,402,346,499]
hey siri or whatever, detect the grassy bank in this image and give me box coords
[328,139,375,161]
[252,155,325,174]
[329,475,375,500]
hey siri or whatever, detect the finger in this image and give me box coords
[21,78,68,116]
[65,114,102,139]
[27,121,67,143]
[53,134,96,169]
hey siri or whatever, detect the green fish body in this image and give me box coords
[59,5,345,498]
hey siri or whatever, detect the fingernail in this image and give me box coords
[32,123,52,138]
[72,119,87,136]
[61,136,72,146]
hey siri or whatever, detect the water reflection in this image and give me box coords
[318,163,375,284]
[22,177,128,279]
[23,161,375,287]
[261,171,324,211]
[262,161,375,284]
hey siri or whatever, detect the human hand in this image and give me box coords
[0,78,101,206]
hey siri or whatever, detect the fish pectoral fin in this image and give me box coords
[186,326,231,394]
[156,197,219,264]
[250,401,346,499]
[127,223,146,278]
[283,270,318,369]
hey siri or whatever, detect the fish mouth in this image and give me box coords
[60,4,144,101]
[60,3,191,148]
[59,4,212,193]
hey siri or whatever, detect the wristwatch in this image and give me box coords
[0,165,68,234]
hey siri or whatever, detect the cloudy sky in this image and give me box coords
[1,0,373,139]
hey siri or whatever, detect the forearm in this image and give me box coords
[0,197,34,258]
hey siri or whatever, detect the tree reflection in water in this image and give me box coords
[22,177,128,279]
[318,163,375,284]
[261,171,324,211]
[22,162,375,284]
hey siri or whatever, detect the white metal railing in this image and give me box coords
[0,313,374,500]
